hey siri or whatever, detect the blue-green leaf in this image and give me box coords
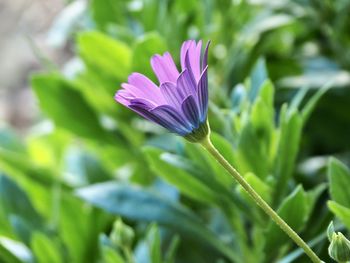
[76,182,240,262]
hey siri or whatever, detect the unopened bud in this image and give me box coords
[110,218,134,248]
[328,232,350,262]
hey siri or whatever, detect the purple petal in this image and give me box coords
[128,72,158,89]
[177,68,197,98]
[151,52,179,84]
[202,41,210,71]
[127,73,165,103]
[197,66,208,122]
[150,105,192,135]
[180,40,194,70]
[160,82,184,109]
[181,40,201,82]
[128,104,164,125]
[114,95,156,122]
[193,40,202,79]
[120,83,145,98]
[128,99,158,121]
[129,98,157,110]
[184,51,198,87]
[120,83,160,105]
[181,95,200,129]
[115,90,133,106]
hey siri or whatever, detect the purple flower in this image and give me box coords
[115,40,210,141]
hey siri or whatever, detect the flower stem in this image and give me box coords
[200,135,323,263]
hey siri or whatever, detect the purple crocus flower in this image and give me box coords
[115,40,210,142]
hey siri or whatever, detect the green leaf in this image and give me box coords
[273,108,302,205]
[185,140,235,188]
[147,225,162,263]
[249,58,268,102]
[76,182,240,262]
[258,79,274,109]
[64,147,111,186]
[143,147,218,204]
[288,87,309,112]
[233,81,274,179]
[0,148,62,188]
[100,245,125,263]
[77,31,131,80]
[90,0,125,30]
[31,232,63,263]
[164,235,180,263]
[328,158,350,207]
[58,196,110,263]
[31,74,112,142]
[236,121,270,179]
[264,186,310,261]
[184,143,221,181]
[328,201,350,230]
[0,237,33,263]
[0,175,42,228]
[74,69,119,113]
[230,84,247,112]
[9,215,33,245]
[152,145,260,224]
[305,183,327,214]
[238,80,274,178]
[244,14,294,40]
[301,80,332,123]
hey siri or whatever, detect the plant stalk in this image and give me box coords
[200,135,323,263]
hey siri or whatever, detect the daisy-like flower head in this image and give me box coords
[115,40,210,142]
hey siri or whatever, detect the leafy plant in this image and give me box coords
[1,0,350,262]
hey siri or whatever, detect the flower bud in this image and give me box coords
[110,218,134,248]
[328,231,350,262]
[327,221,335,242]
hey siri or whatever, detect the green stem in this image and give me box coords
[200,135,323,263]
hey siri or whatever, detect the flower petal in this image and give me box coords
[180,40,194,70]
[115,96,157,122]
[120,83,144,98]
[127,73,165,103]
[177,68,197,98]
[193,40,202,79]
[129,98,157,110]
[202,41,210,70]
[128,72,158,89]
[181,40,201,82]
[181,95,200,129]
[197,65,208,122]
[150,105,192,135]
[160,82,184,109]
[115,90,133,106]
[128,104,164,125]
[151,52,179,84]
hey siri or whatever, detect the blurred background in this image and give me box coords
[1,0,350,262]
[2,0,350,151]
[0,0,64,131]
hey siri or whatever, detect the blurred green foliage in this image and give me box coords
[1,0,350,262]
